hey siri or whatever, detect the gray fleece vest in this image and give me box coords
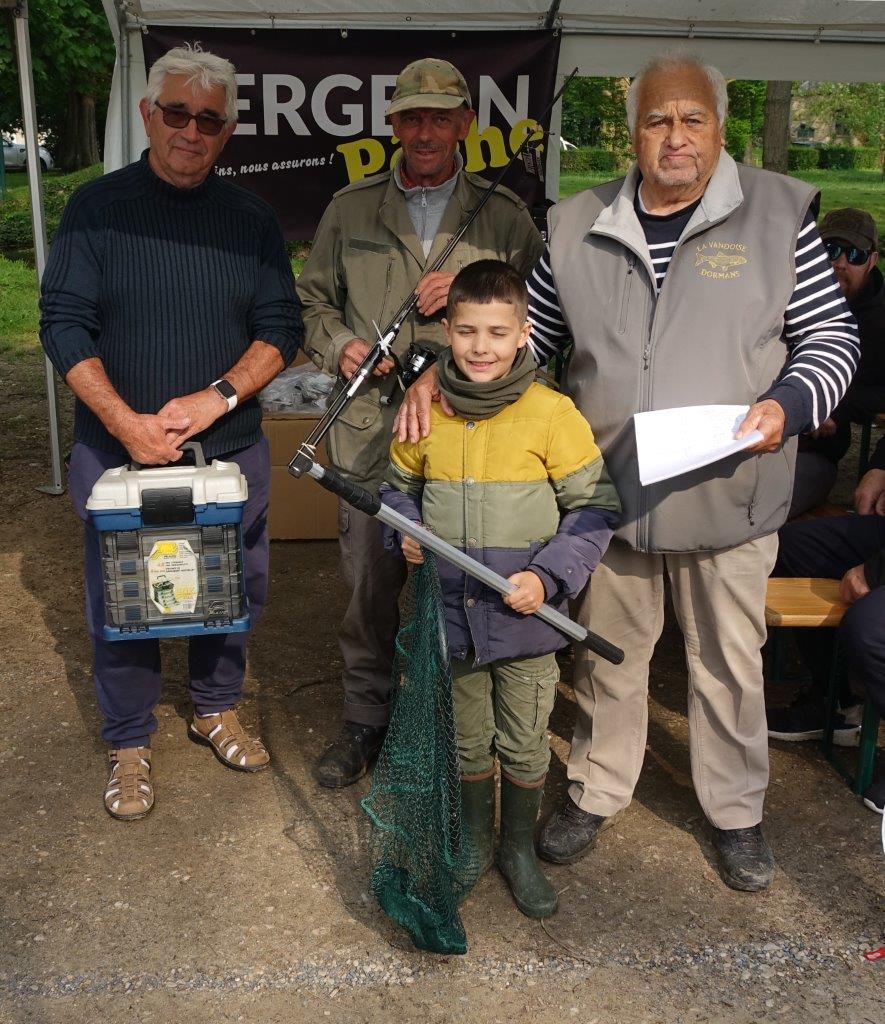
[548,151,817,553]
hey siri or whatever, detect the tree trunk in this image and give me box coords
[57,91,100,172]
[762,80,792,174]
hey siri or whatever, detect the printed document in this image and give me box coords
[634,405,764,486]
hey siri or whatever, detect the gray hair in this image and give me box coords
[145,43,238,124]
[625,53,728,134]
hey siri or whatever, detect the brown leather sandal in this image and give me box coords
[188,708,270,772]
[104,747,154,820]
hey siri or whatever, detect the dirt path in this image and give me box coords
[0,347,882,1023]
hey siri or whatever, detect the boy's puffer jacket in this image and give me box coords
[380,381,621,665]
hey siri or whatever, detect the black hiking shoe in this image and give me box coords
[711,824,775,892]
[537,796,616,865]
[862,776,885,815]
[313,721,385,789]
[497,777,558,919]
[767,696,861,747]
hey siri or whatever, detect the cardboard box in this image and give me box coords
[262,414,339,541]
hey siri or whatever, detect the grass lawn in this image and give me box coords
[0,256,39,354]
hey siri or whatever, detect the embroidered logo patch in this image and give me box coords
[695,241,748,279]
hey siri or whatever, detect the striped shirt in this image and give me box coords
[528,208,860,437]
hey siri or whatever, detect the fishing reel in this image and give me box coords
[397,343,438,391]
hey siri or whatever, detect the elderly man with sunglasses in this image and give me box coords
[40,45,301,820]
[786,209,884,519]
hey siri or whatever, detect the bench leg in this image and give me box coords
[853,699,881,796]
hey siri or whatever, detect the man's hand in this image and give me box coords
[855,468,885,515]
[393,363,456,443]
[339,338,394,380]
[810,416,838,439]
[113,410,191,465]
[415,271,456,317]
[736,399,786,453]
[840,564,870,605]
[401,535,425,565]
[503,571,546,615]
[156,388,229,447]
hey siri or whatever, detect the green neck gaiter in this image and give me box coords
[436,345,537,420]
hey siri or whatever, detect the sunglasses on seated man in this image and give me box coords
[825,241,873,266]
[155,102,227,136]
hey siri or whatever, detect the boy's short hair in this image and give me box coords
[446,259,529,322]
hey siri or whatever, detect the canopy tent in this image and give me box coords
[16,1,885,487]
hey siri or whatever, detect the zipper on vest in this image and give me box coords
[618,254,637,334]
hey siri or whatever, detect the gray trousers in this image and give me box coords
[337,500,408,727]
[567,534,778,830]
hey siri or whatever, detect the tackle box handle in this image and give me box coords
[130,441,207,472]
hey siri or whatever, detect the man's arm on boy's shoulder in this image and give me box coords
[527,400,621,599]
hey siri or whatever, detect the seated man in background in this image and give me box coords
[789,209,883,518]
[770,470,885,814]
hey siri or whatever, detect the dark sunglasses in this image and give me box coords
[155,102,227,136]
[825,241,872,266]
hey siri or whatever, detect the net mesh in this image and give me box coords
[361,552,479,955]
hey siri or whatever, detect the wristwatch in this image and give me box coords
[210,378,238,412]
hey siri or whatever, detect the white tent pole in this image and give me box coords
[116,0,131,162]
[12,0,64,495]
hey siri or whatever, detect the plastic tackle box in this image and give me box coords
[86,443,250,641]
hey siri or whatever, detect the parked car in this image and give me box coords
[2,136,54,171]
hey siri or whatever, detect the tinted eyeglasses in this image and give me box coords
[155,102,227,137]
[825,241,872,266]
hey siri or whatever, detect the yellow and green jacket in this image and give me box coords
[380,381,621,665]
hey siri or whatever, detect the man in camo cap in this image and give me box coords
[298,56,543,788]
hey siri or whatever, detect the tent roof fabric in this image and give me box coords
[119,1,885,40]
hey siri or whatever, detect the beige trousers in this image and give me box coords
[567,533,778,829]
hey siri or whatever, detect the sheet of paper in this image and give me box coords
[634,405,764,486]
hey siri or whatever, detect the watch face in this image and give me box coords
[214,379,236,400]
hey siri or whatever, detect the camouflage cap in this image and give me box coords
[387,58,471,117]
[819,208,879,252]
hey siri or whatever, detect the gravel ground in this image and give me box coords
[0,347,882,1024]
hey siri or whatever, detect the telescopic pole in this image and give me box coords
[290,452,624,665]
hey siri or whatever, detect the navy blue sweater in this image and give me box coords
[40,152,302,458]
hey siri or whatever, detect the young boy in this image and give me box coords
[380,260,621,919]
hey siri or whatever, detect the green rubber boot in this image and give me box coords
[497,776,558,919]
[460,773,496,884]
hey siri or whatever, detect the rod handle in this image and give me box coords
[293,456,381,517]
[577,630,625,665]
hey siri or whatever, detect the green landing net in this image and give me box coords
[361,551,480,955]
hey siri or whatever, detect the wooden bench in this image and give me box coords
[765,577,880,794]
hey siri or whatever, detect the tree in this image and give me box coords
[560,76,631,154]
[762,81,793,174]
[799,82,885,151]
[0,1,115,170]
[725,80,765,163]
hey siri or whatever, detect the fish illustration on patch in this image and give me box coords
[695,251,748,271]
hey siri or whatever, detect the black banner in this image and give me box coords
[141,27,560,239]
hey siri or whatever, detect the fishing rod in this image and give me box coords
[289,67,579,479]
[289,454,624,666]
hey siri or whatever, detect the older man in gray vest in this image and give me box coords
[520,55,860,889]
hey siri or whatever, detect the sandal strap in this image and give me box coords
[106,747,152,805]
[201,711,266,761]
